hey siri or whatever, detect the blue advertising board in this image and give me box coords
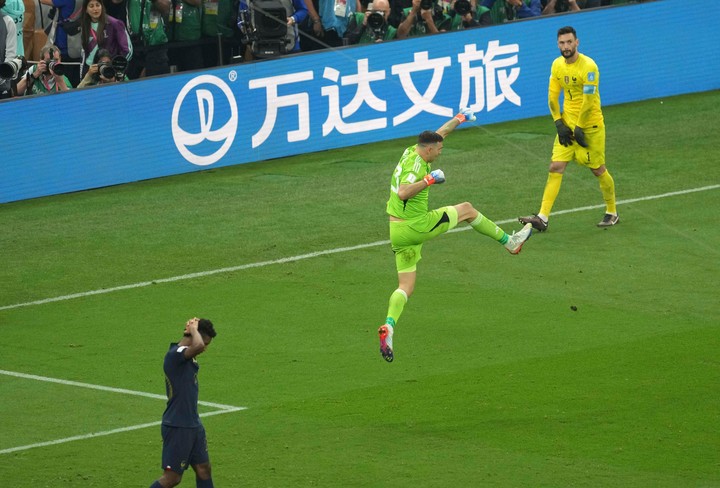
[1,0,718,203]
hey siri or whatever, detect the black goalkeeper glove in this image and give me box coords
[573,126,588,147]
[554,119,574,146]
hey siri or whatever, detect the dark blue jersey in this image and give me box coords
[162,343,202,428]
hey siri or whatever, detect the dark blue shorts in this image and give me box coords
[161,424,210,474]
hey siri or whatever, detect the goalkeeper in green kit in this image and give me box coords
[378,108,533,362]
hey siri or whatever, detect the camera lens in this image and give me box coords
[48,61,64,76]
[0,58,24,80]
[99,63,116,79]
[454,0,470,15]
[367,11,384,29]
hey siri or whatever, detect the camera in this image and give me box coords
[45,49,65,76]
[47,60,65,76]
[416,0,443,23]
[0,56,26,80]
[97,56,128,81]
[237,0,289,59]
[453,0,471,16]
[98,61,115,79]
[111,56,128,80]
[366,11,386,39]
[367,11,384,29]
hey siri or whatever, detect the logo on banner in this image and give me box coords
[172,75,238,166]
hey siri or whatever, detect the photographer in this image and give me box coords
[448,0,490,30]
[77,48,128,87]
[541,0,590,14]
[344,0,396,45]
[0,1,18,99]
[397,0,450,39]
[16,45,71,94]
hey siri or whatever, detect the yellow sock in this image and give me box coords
[539,172,563,217]
[598,170,617,214]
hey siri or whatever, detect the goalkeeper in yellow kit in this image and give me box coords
[377,108,533,362]
[519,25,618,231]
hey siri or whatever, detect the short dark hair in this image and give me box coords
[198,318,217,338]
[94,49,113,64]
[558,26,577,38]
[418,130,444,145]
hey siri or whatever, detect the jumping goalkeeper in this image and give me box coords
[378,108,533,362]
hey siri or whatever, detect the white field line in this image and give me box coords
[0,184,717,312]
[0,408,245,455]
[0,369,247,455]
[0,369,243,411]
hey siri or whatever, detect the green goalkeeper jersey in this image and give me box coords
[386,144,432,220]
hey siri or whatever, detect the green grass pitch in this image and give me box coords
[1,91,718,487]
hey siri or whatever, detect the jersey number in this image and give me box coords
[390,164,402,194]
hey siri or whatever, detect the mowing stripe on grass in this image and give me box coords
[0,369,246,411]
[0,184,717,312]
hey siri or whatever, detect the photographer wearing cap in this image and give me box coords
[344,0,396,45]
[77,48,129,87]
[16,44,72,95]
[397,0,450,39]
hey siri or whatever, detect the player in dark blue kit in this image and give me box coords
[150,317,218,488]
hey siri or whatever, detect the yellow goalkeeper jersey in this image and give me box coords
[549,53,604,129]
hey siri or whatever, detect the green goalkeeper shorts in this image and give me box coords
[389,206,459,273]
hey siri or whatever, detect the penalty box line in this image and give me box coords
[0,369,247,455]
[0,184,718,312]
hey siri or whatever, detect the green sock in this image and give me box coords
[385,289,408,326]
[470,213,508,244]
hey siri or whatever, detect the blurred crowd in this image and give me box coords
[0,0,649,98]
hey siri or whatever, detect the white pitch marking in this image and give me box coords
[0,408,245,455]
[0,369,244,411]
[0,369,247,455]
[0,184,717,312]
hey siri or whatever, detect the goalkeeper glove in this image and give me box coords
[423,169,445,185]
[554,119,574,147]
[573,126,588,147]
[455,107,476,123]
